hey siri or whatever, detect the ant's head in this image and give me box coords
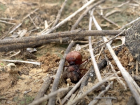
[66,51,82,65]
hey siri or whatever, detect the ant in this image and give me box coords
[62,51,88,83]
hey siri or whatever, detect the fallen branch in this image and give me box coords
[0,37,86,52]
[0,37,70,52]
[0,30,123,45]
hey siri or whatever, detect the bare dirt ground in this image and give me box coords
[0,0,140,105]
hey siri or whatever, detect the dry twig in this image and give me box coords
[120,17,140,30]
[44,0,102,34]
[29,88,69,105]
[34,76,52,101]
[0,59,41,65]
[62,66,94,105]
[93,29,125,51]
[9,8,39,34]
[96,10,120,28]
[48,41,75,105]
[69,76,116,105]
[71,0,105,30]
[52,0,68,27]
[88,81,113,105]
[0,20,15,25]
[108,60,127,90]
[0,30,123,45]
[88,9,102,81]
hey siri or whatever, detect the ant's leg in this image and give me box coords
[81,57,90,65]
[64,65,69,67]
[80,69,88,71]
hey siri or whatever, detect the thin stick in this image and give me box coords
[94,97,116,100]
[80,59,107,90]
[52,0,68,27]
[69,76,116,105]
[105,9,121,17]
[34,76,52,101]
[48,41,75,105]
[108,60,127,90]
[62,67,95,105]
[0,59,41,65]
[44,0,103,34]
[136,61,138,75]
[61,74,84,105]
[0,20,15,25]
[88,81,113,105]
[88,9,102,81]
[92,12,140,105]
[0,18,15,21]
[29,15,39,29]
[9,23,22,34]
[120,17,140,30]
[9,8,39,34]
[0,30,123,45]
[93,29,125,51]
[96,10,120,28]
[29,88,69,105]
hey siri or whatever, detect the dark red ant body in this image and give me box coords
[66,51,82,66]
[62,51,86,83]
